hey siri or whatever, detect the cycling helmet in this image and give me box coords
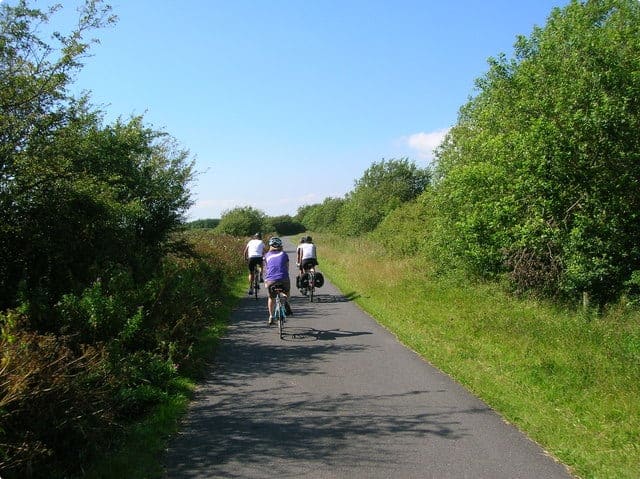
[305,235,313,243]
[253,232,261,239]
[269,237,283,248]
[300,236,306,243]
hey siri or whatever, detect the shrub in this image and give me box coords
[0,313,117,478]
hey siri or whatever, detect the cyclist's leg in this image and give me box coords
[281,278,292,315]
[253,265,260,291]
[248,258,258,294]
[266,281,276,324]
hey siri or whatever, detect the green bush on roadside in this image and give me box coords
[0,232,245,479]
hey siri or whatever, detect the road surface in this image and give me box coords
[164,238,573,478]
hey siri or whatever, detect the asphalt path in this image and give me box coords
[164,238,573,478]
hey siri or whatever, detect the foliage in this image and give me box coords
[317,232,640,479]
[216,206,268,237]
[296,197,346,233]
[0,2,242,476]
[369,197,432,257]
[185,218,220,229]
[269,214,305,236]
[336,158,431,235]
[0,314,118,477]
[0,0,194,328]
[0,232,245,478]
[432,0,640,303]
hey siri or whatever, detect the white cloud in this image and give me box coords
[403,128,450,160]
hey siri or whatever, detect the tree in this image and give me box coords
[0,1,195,325]
[216,206,267,237]
[433,0,640,302]
[337,158,431,235]
[269,215,305,236]
[1,0,116,313]
[297,197,345,232]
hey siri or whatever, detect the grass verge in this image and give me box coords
[315,233,639,479]
[81,274,247,479]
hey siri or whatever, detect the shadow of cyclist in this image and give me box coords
[285,328,372,342]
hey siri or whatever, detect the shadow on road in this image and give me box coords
[310,291,361,303]
[284,327,372,342]
[165,292,490,478]
[166,385,483,478]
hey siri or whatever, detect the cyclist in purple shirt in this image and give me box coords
[263,237,292,324]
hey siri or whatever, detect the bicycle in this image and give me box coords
[302,265,316,302]
[250,264,261,300]
[270,282,287,339]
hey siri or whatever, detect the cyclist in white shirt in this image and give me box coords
[243,233,265,295]
[295,236,306,270]
[296,235,318,294]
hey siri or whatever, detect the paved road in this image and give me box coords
[164,239,573,478]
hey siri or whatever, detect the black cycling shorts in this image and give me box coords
[301,258,318,270]
[248,256,262,272]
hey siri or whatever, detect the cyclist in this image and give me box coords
[263,237,292,324]
[295,236,306,277]
[296,235,318,295]
[243,233,264,295]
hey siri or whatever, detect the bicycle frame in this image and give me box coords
[270,284,287,339]
[303,265,316,302]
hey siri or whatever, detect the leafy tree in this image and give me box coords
[1,0,116,313]
[337,158,430,235]
[0,1,194,327]
[216,206,267,237]
[269,214,305,236]
[433,0,640,302]
[297,196,345,232]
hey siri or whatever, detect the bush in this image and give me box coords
[431,0,640,302]
[216,206,267,237]
[0,232,246,478]
[269,215,305,236]
[0,313,117,478]
[336,158,431,236]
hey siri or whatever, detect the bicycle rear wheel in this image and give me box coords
[308,272,315,302]
[277,302,286,339]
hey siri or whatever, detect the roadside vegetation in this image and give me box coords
[291,2,640,477]
[2,0,640,478]
[0,2,248,477]
[315,232,639,479]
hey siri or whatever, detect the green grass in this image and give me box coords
[81,274,247,479]
[315,233,640,479]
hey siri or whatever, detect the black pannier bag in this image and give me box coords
[314,272,324,287]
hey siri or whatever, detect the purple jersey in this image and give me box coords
[264,250,289,281]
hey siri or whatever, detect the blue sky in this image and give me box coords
[40,0,569,220]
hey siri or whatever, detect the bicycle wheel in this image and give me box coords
[277,300,285,339]
[308,272,315,302]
